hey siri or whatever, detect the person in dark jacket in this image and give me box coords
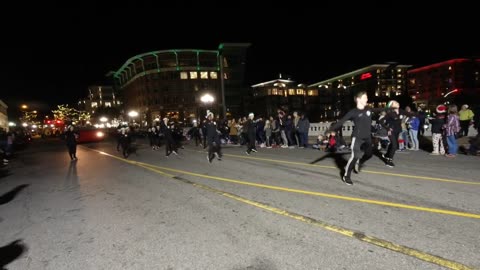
[160,117,178,157]
[205,111,222,163]
[327,91,376,185]
[382,100,407,167]
[64,125,78,161]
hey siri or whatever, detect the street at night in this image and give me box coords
[1,137,479,269]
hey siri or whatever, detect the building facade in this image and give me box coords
[113,43,250,125]
[0,100,8,130]
[78,85,121,114]
[407,58,480,110]
[309,63,411,116]
[251,78,321,121]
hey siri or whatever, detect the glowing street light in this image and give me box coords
[128,111,139,118]
[22,123,28,127]
[21,104,28,109]
[200,94,214,104]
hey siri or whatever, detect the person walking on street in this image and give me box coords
[327,91,375,185]
[65,125,78,161]
[205,111,222,163]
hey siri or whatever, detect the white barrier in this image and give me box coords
[309,121,478,137]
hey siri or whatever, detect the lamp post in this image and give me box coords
[128,110,138,125]
[200,94,214,117]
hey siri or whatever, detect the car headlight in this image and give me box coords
[96,131,104,137]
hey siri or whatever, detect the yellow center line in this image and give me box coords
[87,147,475,270]
[213,150,479,185]
[89,148,480,220]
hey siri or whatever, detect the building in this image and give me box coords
[113,43,250,125]
[251,77,321,121]
[407,58,480,110]
[309,63,411,116]
[0,100,7,130]
[78,85,121,114]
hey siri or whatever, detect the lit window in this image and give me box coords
[278,90,283,95]
[91,102,98,108]
[272,88,278,95]
[296,89,304,95]
[200,72,208,79]
[397,68,401,72]
[209,72,218,79]
[397,80,402,83]
[397,74,402,78]
[288,89,295,95]
[189,72,198,79]
[180,72,188,79]
[375,92,379,96]
[105,102,112,107]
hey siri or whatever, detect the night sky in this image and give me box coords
[2,5,479,115]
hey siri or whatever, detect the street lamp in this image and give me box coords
[128,110,138,124]
[200,94,214,117]
[21,104,28,110]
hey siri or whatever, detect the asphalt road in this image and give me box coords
[1,137,479,270]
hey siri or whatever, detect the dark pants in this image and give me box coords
[344,137,373,178]
[386,131,400,159]
[460,120,470,137]
[208,137,222,160]
[67,143,77,159]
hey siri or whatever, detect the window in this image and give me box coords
[105,102,112,107]
[189,72,198,79]
[288,89,295,95]
[209,71,218,79]
[180,72,188,79]
[91,102,98,108]
[200,72,208,79]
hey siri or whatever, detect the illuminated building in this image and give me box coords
[112,43,250,124]
[309,63,411,115]
[407,59,480,109]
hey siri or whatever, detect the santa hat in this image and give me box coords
[436,104,447,114]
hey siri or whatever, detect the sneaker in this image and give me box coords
[251,149,258,153]
[245,151,250,155]
[214,152,222,160]
[354,161,362,174]
[172,151,178,156]
[385,160,395,168]
[207,155,212,163]
[342,176,353,185]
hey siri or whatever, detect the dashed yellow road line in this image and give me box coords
[90,148,480,220]
[221,151,479,185]
[87,147,475,270]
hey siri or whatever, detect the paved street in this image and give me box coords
[1,137,479,270]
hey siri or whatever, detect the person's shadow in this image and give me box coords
[0,240,27,270]
[0,185,29,205]
[310,151,349,177]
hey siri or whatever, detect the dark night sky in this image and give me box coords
[2,5,479,115]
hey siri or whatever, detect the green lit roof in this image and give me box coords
[113,49,219,78]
